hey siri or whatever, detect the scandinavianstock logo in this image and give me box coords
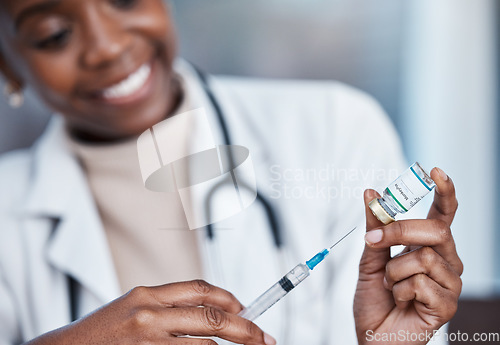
[137,108,257,230]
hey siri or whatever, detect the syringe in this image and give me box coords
[238,227,357,321]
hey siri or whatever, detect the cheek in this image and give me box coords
[133,2,177,60]
[24,51,79,106]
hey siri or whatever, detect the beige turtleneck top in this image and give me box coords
[67,82,203,294]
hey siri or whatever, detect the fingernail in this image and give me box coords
[436,167,449,181]
[365,229,383,244]
[264,332,277,345]
[383,276,389,289]
[366,189,380,198]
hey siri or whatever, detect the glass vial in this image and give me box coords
[369,162,435,224]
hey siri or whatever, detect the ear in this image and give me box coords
[0,47,23,89]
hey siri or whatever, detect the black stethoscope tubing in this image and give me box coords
[67,64,283,323]
[190,64,283,248]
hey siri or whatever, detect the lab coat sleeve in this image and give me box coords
[430,325,449,345]
[0,152,30,345]
[0,263,22,345]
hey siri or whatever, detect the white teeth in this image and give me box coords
[102,63,151,99]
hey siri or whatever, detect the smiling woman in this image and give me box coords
[0,1,464,345]
[0,0,181,142]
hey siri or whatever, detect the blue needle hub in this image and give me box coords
[306,249,330,270]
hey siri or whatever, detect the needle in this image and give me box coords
[329,226,358,250]
[239,225,359,321]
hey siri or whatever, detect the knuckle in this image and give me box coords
[202,307,228,332]
[395,293,406,303]
[191,279,213,296]
[392,285,406,302]
[434,220,452,242]
[130,307,156,329]
[456,257,464,276]
[412,274,428,290]
[395,222,406,242]
[384,261,396,281]
[418,247,437,269]
[437,193,459,215]
[393,221,411,244]
[128,286,149,301]
[456,277,463,294]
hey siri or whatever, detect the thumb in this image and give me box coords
[364,189,386,231]
[359,189,391,276]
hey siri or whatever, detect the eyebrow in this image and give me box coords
[14,0,61,31]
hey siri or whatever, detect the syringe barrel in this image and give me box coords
[238,282,287,321]
[238,264,310,321]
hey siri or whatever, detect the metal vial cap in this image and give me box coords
[368,199,395,225]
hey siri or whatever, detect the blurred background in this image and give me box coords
[1,0,498,340]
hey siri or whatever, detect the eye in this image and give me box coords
[35,29,72,50]
[111,0,139,9]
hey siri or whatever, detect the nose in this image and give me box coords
[80,7,132,69]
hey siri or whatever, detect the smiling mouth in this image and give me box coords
[99,62,152,100]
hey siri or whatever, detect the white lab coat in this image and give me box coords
[0,61,445,344]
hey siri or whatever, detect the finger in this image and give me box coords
[360,189,392,275]
[427,167,458,226]
[385,246,462,295]
[365,189,386,230]
[392,274,458,325]
[364,219,463,275]
[144,280,244,314]
[169,338,218,345]
[165,307,276,345]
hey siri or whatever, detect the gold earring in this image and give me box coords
[4,82,24,108]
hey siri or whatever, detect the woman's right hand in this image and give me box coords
[25,280,276,345]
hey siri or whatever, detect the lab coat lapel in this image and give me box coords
[24,117,121,306]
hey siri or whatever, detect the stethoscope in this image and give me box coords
[68,64,284,323]
[191,64,283,248]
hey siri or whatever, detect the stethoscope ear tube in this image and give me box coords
[68,275,79,322]
[190,62,283,248]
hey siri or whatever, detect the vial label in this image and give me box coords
[385,165,433,212]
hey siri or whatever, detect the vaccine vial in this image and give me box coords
[369,162,435,224]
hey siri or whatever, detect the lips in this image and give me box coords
[101,63,151,99]
[89,60,155,105]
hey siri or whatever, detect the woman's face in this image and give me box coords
[0,0,179,141]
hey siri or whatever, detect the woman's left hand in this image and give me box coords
[354,167,463,345]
